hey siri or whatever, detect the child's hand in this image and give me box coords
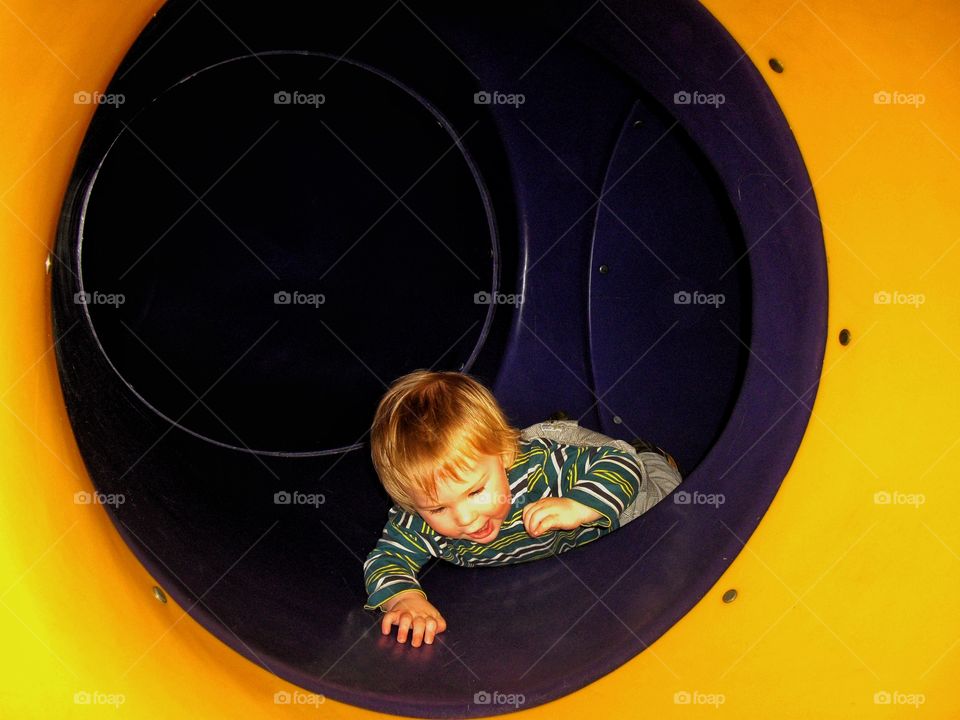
[522,497,603,537]
[380,591,447,647]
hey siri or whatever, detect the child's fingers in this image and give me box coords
[533,512,557,535]
[409,616,427,647]
[526,508,546,535]
[522,498,547,525]
[381,610,398,635]
[381,609,447,644]
[528,511,540,535]
[523,503,545,532]
[522,508,536,534]
[525,503,549,530]
[540,515,557,533]
[396,613,413,643]
[423,617,439,644]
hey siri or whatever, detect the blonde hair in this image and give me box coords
[370,369,521,514]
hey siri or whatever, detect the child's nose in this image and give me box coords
[454,506,477,526]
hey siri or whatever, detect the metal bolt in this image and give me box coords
[633,119,644,127]
[152,586,167,604]
[722,588,737,603]
[839,329,851,346]
[613,415,622,424]
[769,58,785,73]
[599,264,609,274]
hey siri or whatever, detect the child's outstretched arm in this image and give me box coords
[363,510,446,646]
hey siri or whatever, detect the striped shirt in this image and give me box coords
[363,436,644,611]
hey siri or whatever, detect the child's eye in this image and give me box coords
[428,487,485,515]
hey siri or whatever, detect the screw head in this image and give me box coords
[152,586,167,604]
[839,329,851,346]
[722,588,738,603]
[599,264,609,274]
[769,58,785,73]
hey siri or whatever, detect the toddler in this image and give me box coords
[363,369,682,647]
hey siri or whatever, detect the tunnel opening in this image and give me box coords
[52,1,826,717]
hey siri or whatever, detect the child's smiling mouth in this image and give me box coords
[465,519,494,540]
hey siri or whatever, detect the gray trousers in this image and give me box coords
[519,419,682,526]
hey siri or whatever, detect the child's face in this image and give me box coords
[411,453,513,543]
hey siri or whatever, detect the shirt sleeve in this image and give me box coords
[363,507,437,612]
[564,445,643,530]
